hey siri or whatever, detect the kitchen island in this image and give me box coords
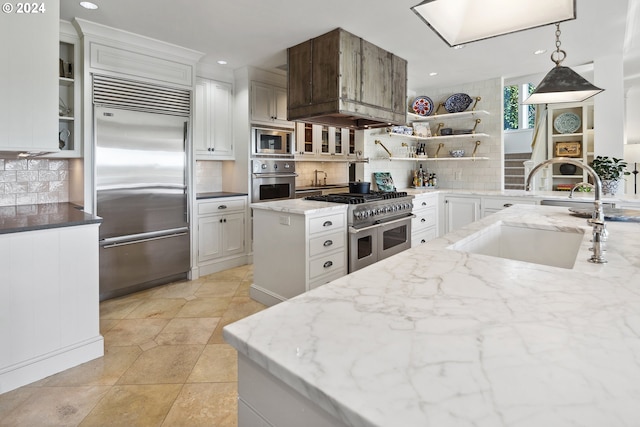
[0,203,103,393]
[224,204,640,426]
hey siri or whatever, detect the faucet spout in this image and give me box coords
[526,157,607,264]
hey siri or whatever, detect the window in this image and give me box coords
[504,83,536,130]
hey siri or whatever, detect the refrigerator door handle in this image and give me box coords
[183,121,189,225]
[101,227,189,248]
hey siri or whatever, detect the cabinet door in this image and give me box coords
[210,81,233,158]
[251,82,273,123]
[444,197,480,233]
[222,212,245,257]
[193,79,210,155]
[0,0,59,152]
[273,86,288,122]
[198,215,223,262]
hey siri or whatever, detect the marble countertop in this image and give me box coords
[224,204,640,427]
[0,203,102,235]
[251,198,349,215]
[406,188,640,204]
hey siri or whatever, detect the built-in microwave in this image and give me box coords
[252,127,293,156]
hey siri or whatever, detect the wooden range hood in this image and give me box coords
[287,28,407,130]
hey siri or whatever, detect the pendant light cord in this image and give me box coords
[551,23,566,66]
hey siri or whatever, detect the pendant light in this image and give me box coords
[523,23,603,104]
[410,0,576,47]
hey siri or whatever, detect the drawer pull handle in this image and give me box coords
[421,202,427,206]
[503,203,513,208]
[421,218,426,223]
[421,239,426,243]
[323,260,333,268]
[323,221,333,227]
[218,205,227,209]
[323,240,333,247]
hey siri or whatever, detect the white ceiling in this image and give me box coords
[60,0,640,92]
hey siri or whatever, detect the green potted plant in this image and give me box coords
[590,156,630,195]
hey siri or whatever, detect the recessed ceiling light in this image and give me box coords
[80,1,98,10]
[534,49,546,55]
[217,60,228,65]
[429,72,438,76]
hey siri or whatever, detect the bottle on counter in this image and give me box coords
[432,173,437,187]
[418,164,424,187]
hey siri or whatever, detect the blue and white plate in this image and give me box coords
[411,96,434,116]
[553,112,581,134]
[444,93,472,113]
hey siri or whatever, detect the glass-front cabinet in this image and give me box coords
[295,122,348,158]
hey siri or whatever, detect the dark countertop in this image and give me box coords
[0,203,102,235]
[196,192,248,200]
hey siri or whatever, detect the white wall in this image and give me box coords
[364,77,504,190]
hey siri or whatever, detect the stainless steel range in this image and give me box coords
[306,192,415,272]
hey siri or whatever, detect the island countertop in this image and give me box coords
[224,204,640,427]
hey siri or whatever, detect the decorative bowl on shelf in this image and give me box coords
[449,149,465,158]
[559,163,578,175]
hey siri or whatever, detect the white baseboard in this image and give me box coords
[249,284,285,307]
[0,336,104,394]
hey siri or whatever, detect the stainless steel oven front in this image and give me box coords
[348,215,412,272]
[251,159,296,203]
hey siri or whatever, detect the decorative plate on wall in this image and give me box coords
[444,93,472,113]
[553,112,581,134]
[411,96,434,116]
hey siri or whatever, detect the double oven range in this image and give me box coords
[306,192,415,272]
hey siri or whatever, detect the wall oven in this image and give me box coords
[251,159,296,203]
[252,127,293,157]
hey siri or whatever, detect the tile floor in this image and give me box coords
[0,264,266,427]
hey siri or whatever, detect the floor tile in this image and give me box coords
[204,265,250,282]
[155,318,219,345]
[99,297,144,320]
[195,281,240,298]
[102,318,169,348]
[209,297,267,344]
[188,344,237,383]
[0,387,37,423]
[162,382,237,427]
[40,346,142,387]
[99,318,120,335]
[117,345,204,385]
[125,298,187,319]
[0,386,110,427]
[79,384,182,427]
[148,280,203,300]
[176,297,232,318]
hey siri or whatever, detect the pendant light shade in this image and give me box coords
[523,23,604,104]
[410,0,576,47]
[522,66,604,104]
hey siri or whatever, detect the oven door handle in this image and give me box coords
[348,214,415,234]
[252,173,298,178]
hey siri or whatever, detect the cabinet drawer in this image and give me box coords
[412,196,437,210]
[412,206,436,230]
[411,227,437,247]
[309,213,345,235]
[198,198,246,215]
[309,251,346,279]
[309,231,345,257]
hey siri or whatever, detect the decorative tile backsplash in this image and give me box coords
[0,158,69,206]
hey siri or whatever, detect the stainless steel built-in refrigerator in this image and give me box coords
[95,105,190,300]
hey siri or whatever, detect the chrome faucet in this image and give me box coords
[314,169,327,186]
[525,158,607,264]
[569,182,595,198]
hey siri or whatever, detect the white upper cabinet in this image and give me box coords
[194,77,234,160]
[0,0,59,153]
[251,81,293,128]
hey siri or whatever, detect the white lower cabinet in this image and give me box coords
[196,197,247,276]
[444,196,481,234]
[411,193,439,246]
[482,197,538,217]
[251,206,348,306]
